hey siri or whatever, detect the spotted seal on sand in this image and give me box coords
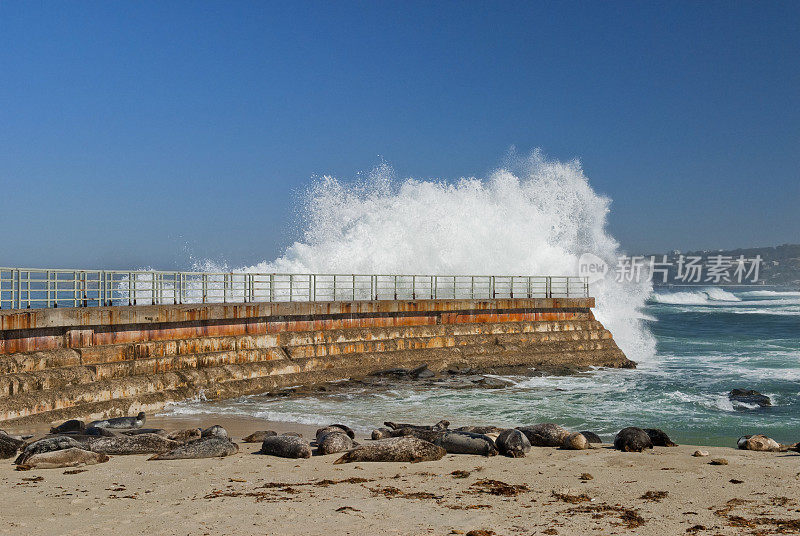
[562,432,591,450]
[737,434,782,452]
[50,419,85,434]
[87,433,179,455]
[371,428,393,440]
[496,429,531,458]
[334,437,446,464]
[517,423,569,447]
[242,430,277,443]
[613,427,653,452]
[0,431,25,459]
[121,428,168,437]
[149,437,239,460]
[645,428,678,447]
[167,428,202,443]
[315,426,350,441]
[88,412,146,429]
[260,435,312,459]
[201,425,228,439]
[454,425,504,435]
[316,431,356,455]
[15,436,84,465]
[83,426,116,437]
[436,431,497,456]
[579,431,603,444]
[392,427,445,443]
[384,420,450,431]
[18,448,109,470]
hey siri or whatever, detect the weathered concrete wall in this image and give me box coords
[0,298,631,424]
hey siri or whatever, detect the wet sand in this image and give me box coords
[2,416,800,536]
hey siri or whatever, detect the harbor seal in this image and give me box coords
[613,427,653,452]
[83,426,116,437]
[496,428,531,458]
[645,428,678,447]
[121,428,168,437]
[242,430,277,443]
[149,437,239,460]
[260,435,312,459]
[737,434,782,452]
[316,431,356,455]
[393,427,445,443]
[18,448,109,470]
[454,425,504,435]
[88,411,146,429]
[384,420,450,431]
[50,419,85,434]
[517,423,569,447]
[334,437,446,464]
[166,428,202,443]
[15,436,84,465]
[371,428,393,440]
[87,433,178,455]
[0,434,22,459]
[579,431,603,444]
[436,431,498,456]
[201,425,228,439]
[562,432,591,450]
[315,426,350,441]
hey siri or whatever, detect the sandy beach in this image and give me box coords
[2,418,799,536]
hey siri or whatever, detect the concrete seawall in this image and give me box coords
[0,298,632,424]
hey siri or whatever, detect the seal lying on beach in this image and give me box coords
[83,426,116,437]
[86,433,178,455]
[737,434,782,452]
[316,431,356,455]
[436,431,498,456]
[167,428,202,443]
[242,430,277,443]
[384,420,450,432]
[18,448,109,470]
[562,432,591,450]
[392,428,445,443]
[88,412,146,429]
[121,428,167,437]
[371,428,393,440]
[455,425,505,435]
[50,419,85,434]
[319,424,355,439]
[496,429,531,458]
[15,436,84,465]
[579,431,603,443]
[315,425,353,441]
[149,437,239,460]
[614,427,653,452]
[334,437,446,464]
[260,435,312,459]
[517,423,569,447]
[201,425,228,439]
[0,432,23,459]
[645,428,678,447]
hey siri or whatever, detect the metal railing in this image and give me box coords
[0,267,589,309]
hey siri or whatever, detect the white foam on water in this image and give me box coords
[199,150,656,362]
[741,290,800,297]
[651,287,741,305]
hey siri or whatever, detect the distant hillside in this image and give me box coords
[641,244,800,287]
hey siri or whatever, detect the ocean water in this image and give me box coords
[160,287,800,447]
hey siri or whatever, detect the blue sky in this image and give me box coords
[1,1,798,269]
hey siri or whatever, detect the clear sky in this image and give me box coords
[1,1,798,269]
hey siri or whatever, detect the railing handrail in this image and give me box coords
[0,267,590,309]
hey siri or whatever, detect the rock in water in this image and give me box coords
[316,431,356,455]
[645,428,678,447]
[334,437,446,464]
[562,432,591,450]
[15,436,84,465]
[516,423,569,447]
[88,412,146,429]
[436,431,498,456]
[737,434,782,452]
[201,425,228,439]
[149,438,239,460]
[613,427,653,452]
[579,431,603,444]
[18,448,109,470]
[242,431,277,443]
[87,433,178,455]
[260,435,312,459]
[728,389,771,408]
[50,419,85,434]
[496,429,531,458]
